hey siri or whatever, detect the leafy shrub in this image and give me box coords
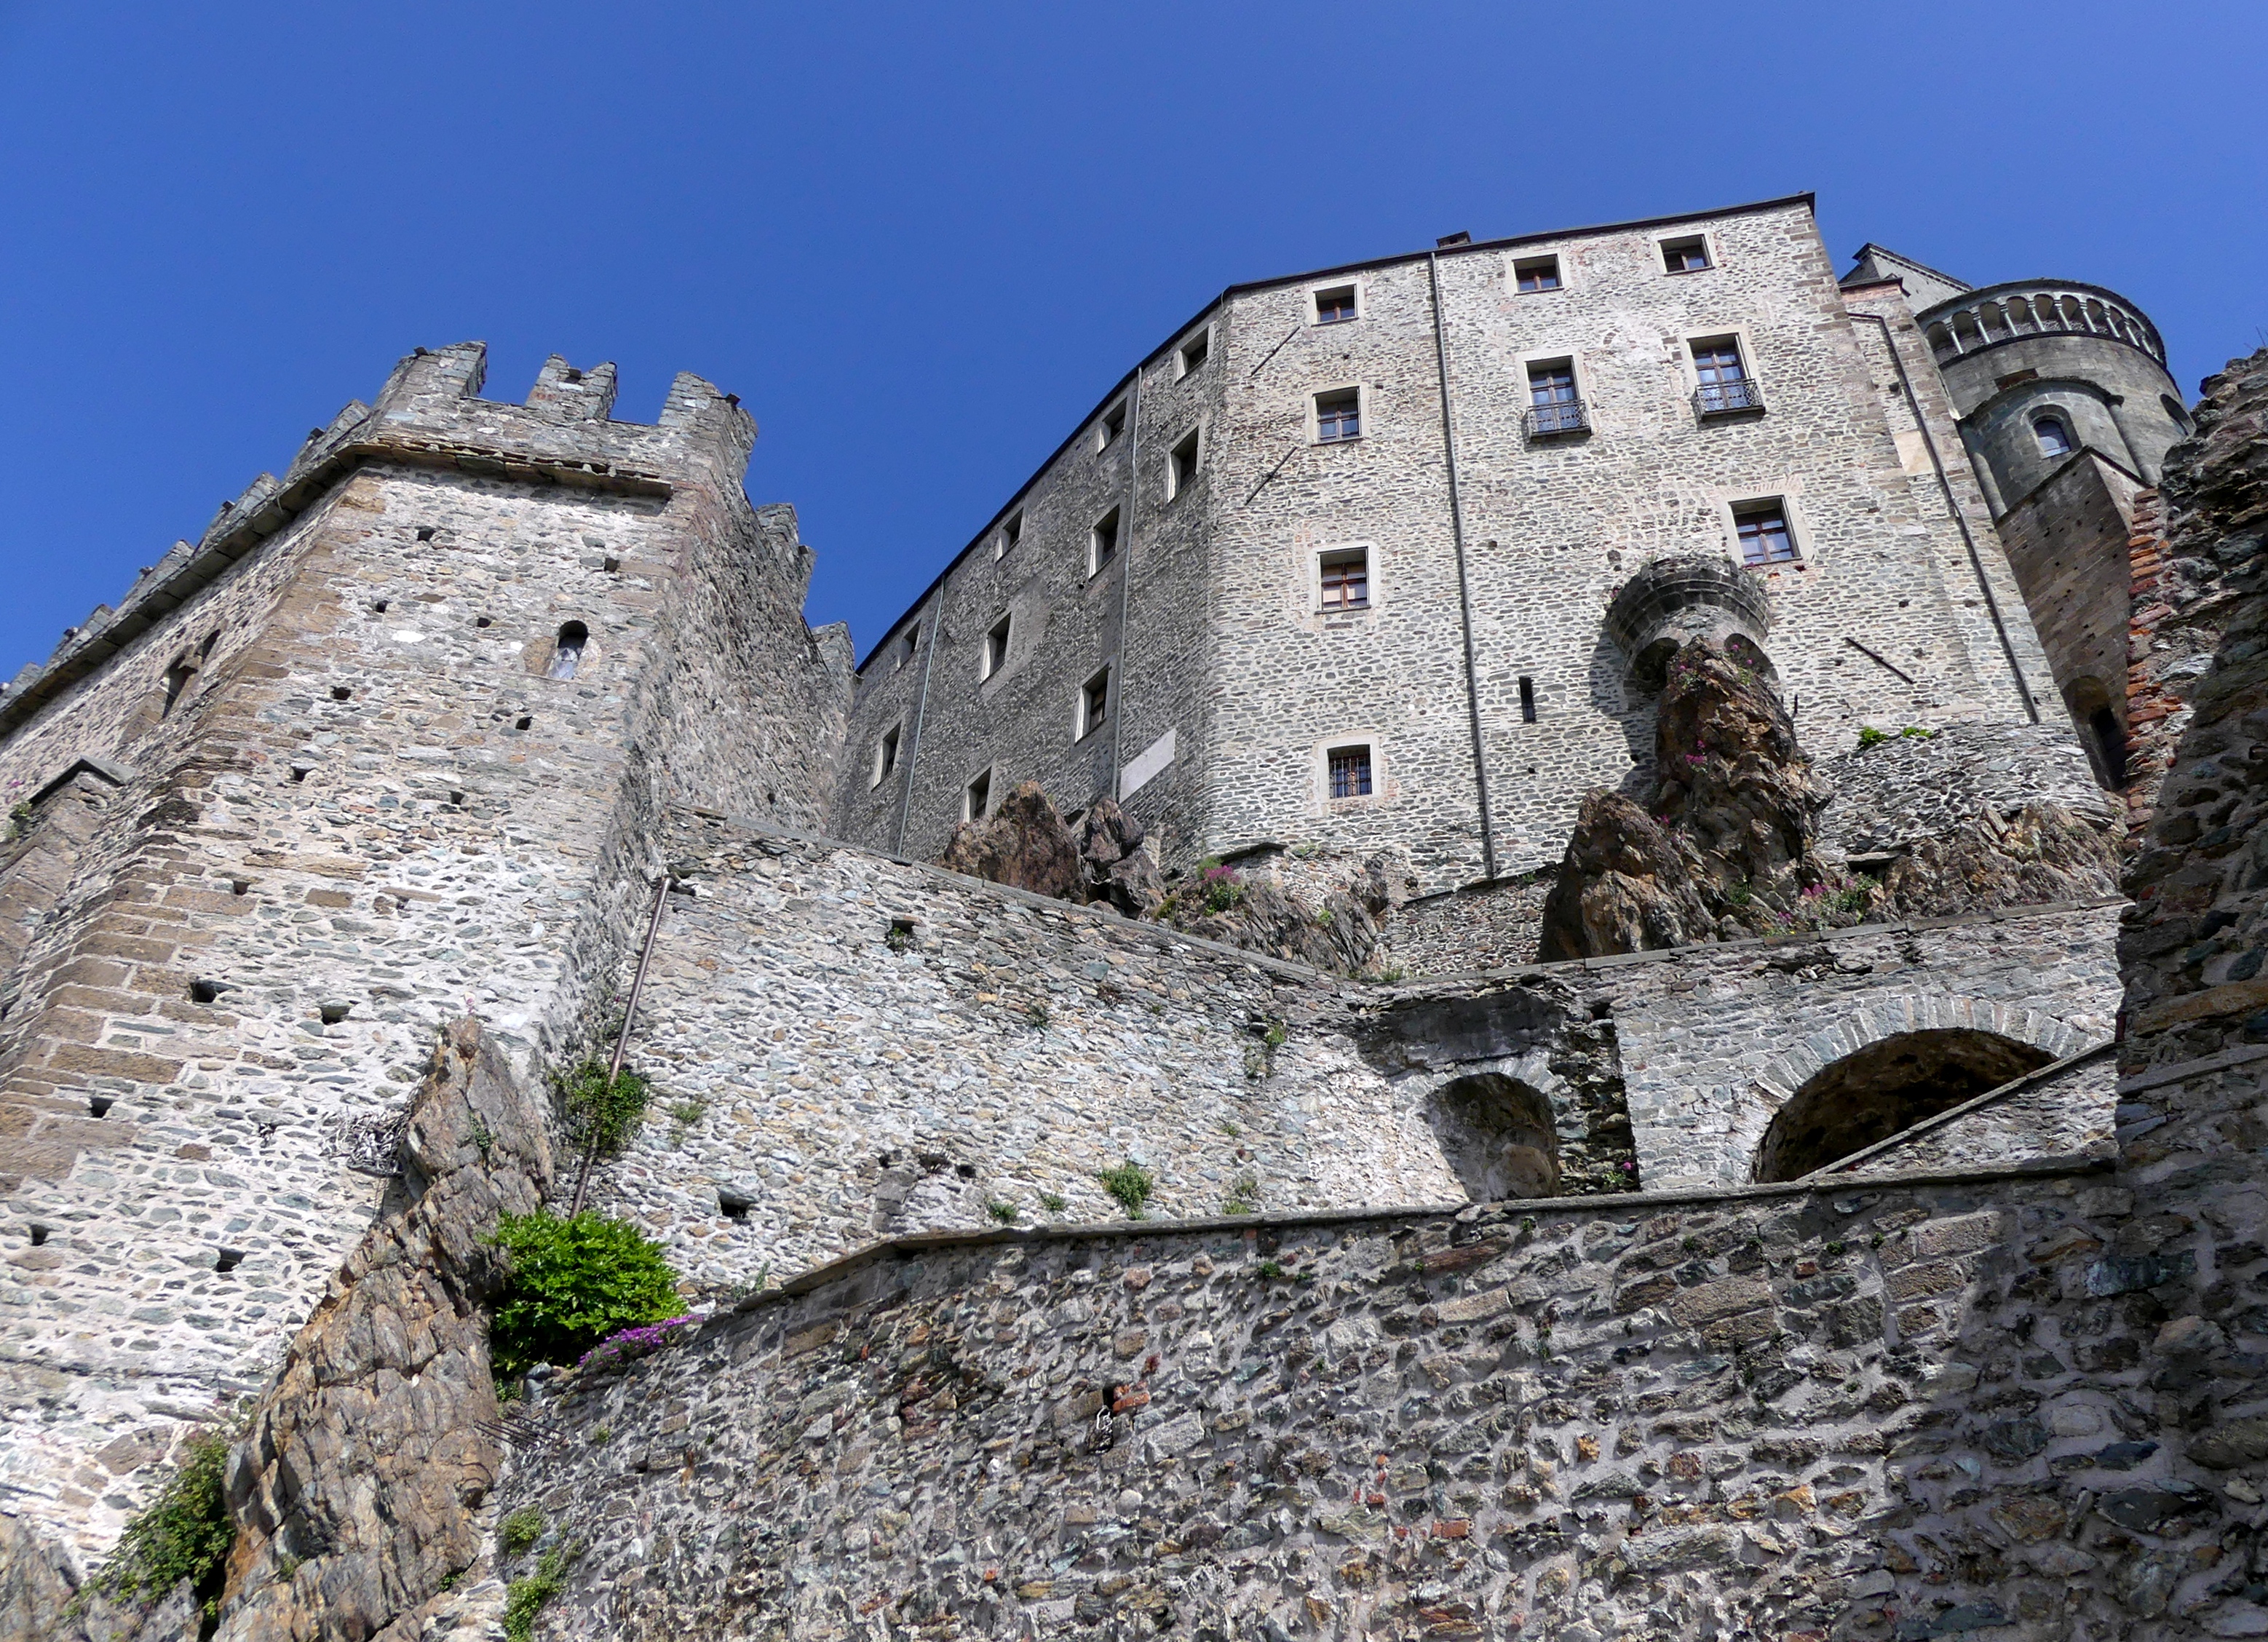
[489,1210,681,1377]
[89,1429,234,1622]
[1095,1161,1154,1219]
[1200,865,1244,913]
[502,1542,579,1642]
[497,1506,547,1558]
[552,1060,651,1156]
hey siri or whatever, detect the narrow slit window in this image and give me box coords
[1179,330,1210,376]
[1320,548,1369,611]
[548,621,588,681]
[1514,255,1561,293]
[1079,667,1110,739]
[997,512,1022,560]
[897,627,919,670]
[873,725,900,787]
[964,769,992,821]
[1168,429,1201,497]
[1315,387,1361,443]
[2034,415,2074,456]
[1734,501,1799,568]
[1097,401,1127,450]
[983,614,1012,680]
[1090,508,1121,575]
[1328,744,1373,799]
[1662,235,1711,274]
[1519,676,1537,722]
[1314,284,1358,324]
[161,661,194,717]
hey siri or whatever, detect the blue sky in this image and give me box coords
[1,1,2259,678]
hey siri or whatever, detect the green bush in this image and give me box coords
[502,1543,578,1642]
[552,1060,651,1156]
[490,1211,681,1377]
[90,1430,234,1621]
[497,1506,547,1558]
[1095,1161,1154,1219]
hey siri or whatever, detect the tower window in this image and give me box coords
[1662,235,1712,274]
[1519,676,1537,722]
[897,627,919,670]
[1178,330,1210,376]
[1079,667,1111,740]
[1315,387,1362,443]
[1328,744,1374,799]
[1168,429,1202,498]
[1090,508,1122,575]
[547,622,588,681]
[873,725,900,788]
[964,769,992,821]
[1525,359,1586,435]
[1513,255,1561,293]
[1733,501,1799,568]
[1692,336,1761,415]
[1097,401,1127,451]
[1314,284,1359,325]
[161,661,194,717]
[996,512,1022,560]
[1320,548,1370,611]
[2034,414,2074,456]
[982,614,1012,680]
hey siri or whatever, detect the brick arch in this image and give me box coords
[1729,993,2101,1181]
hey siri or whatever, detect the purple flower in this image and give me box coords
[576,1314,699,1372]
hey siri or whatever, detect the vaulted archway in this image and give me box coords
[1424,1073,1561,1202]
[1751,1028,2054,1181]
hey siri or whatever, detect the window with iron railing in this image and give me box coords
[1692,338,1764,416]
[1524,361,1587,436]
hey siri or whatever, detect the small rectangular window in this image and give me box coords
[1692,336,1762,415]
[1734,500,1799,568]
[1518,676,1537,723]
[1314,284,1358,325]
[1097,401,1127,451]
[996,512,1022,560]
[983,614,1012,679]
[1079,667,1110,739]
[1315,387,1361,443]
[872,725,900,788]
[897,627,919,670]
[1514,255,1561,293]
[1178,330,1210,376]
[1090,507,1121,574]
[964,769,991,821]
[1320,547,1369,611]
[1662,235,1711,274]
[1168,429,1201,497]
[1328,744,1373,799]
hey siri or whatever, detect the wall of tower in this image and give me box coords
[0,344,848,1554]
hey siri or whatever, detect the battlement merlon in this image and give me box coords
[0,341,761,742]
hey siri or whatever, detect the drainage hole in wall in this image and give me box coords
[515,716,532,731]
[189,980,225,1004]
[603,555,621,573]
[28,1225,49,1247]
[718,1189,753,1222]
[372,600,389,614]
[290,765,312,783]
[319,1000,352,1024]
[448,790,466,806]
[476,616,492,629]
[214,1248,245,1273]
[230,878,250,896]
[415,527,437,543]
[87,1095,114,1118]
[330,686,352,701]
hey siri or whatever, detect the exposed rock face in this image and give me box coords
[1075,799,1165,918]
[0,1514,199,1642]
[209,1019,553,1642]
[936,782,1084,903]
[1542,640,2122,959]
[1162,848,1409,976]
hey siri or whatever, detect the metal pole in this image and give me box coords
[1109,365,1143,798]
[1427,249,1499,880]
[569,871,672,1215]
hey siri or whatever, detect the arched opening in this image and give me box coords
[160,660,195,717]
[547,621,588,681]
[2161,394,2192,433]
[2034,414,2074,457]
[1425,1074,1560,1202]
[2064,676,2128,789]
[1752,1028,2055,1181]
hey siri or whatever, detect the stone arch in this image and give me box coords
[1752,1028,2055,1181]
[1423,1072,1561,1202]
[1732,993,2098,1183]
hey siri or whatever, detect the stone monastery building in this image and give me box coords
[0,192,2259,1642]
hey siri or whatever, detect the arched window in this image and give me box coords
[2161,394,2192,433]
[548,622,588,681]
[1753,1028,2054,1181]
[2034,414,2073,457]
[161,661,195,717]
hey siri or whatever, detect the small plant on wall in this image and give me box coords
[488,1210,682,1378]
[1095,1161,1154,1219]
[78,1424,239,1626]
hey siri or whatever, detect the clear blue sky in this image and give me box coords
[1,2,2259,678]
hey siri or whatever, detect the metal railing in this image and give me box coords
[1694,378,1765,417]
[1523,398,1590,437]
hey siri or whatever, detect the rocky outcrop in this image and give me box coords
[1159,847,1410,976]
[1542,640,2122,959]
[207,1020,553,1642]
[937,783,1165,917]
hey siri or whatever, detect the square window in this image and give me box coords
[982,614,1012,679]
[1079,667,1110,739]
[1090,507,1122,574]
[996,512,1022,560]
[1319,547,1369,611]
[1662,235,1712,274]
[1314,284,1358,325]
[1734,500,1799,568]
[964,769,992,821]
[1514,255,1561,293]
[872,725,900,788]
[1315,387,1361,443]
[1097,401,1127,451]
[1328,744,1373,799]
[1168,429,1201,497]
[1178,330,1210,376]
